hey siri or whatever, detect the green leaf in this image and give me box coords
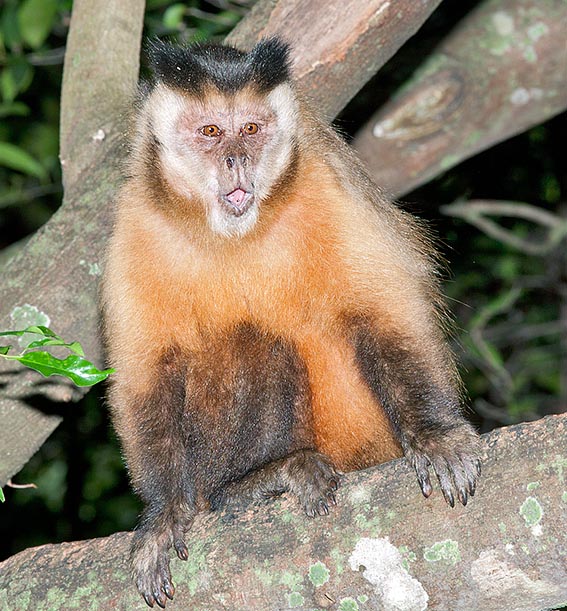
[0,67,18,103]
[0,325,59,339]
[18,0,59,49]
[1,3,22,49]
[0,101,30,118]
[1,57,34,102]
[3,351,114,387]
[0,142,47,179]
[163,4,186,29]
[0,487,4,502]
[24,338,85,356]
[0,326,112,387]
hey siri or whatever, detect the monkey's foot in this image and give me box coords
[211,449,340,517]
[282,449,340,517]
[404,424,481,507]
[131,519,190,608]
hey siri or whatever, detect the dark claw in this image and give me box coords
[327,492,337,506]
[163,580,175,600]
[305,507,316,518]
[418,473,433,498]
[153,590,167,609]
[468,477,476,497]
[475,460,482,476]
[317,500,329,515]
[143,594,155,608]
[458,488,468,506]
[442,488,455,508]
[174,540,189,561]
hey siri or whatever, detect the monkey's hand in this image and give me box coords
[403,423,481,507]
[282,449,341,517]
[131,509,192,608]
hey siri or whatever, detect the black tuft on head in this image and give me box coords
[145,37,292,95]
[247,38,292,92]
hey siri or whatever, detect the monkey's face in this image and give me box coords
[147,83,299,238]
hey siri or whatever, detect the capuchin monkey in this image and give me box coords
[102,37,480,607]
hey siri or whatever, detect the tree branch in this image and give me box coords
[227,0,444,119]
[1,414,566,610]
[441,199,567,256]
[0,0,145,486]
[353,0,567,196]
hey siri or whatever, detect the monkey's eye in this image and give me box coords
[201,125,222,137]
[241,122,259,135]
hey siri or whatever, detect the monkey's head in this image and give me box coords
[140,38,299,238]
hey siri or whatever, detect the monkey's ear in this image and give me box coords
[144,38,207,90]
[248,37,292,91]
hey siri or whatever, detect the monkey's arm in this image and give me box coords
[351,314,480,507]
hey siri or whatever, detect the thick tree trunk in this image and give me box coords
[0,0,145,487]
[353,0,567,197]
[1,415,566,611]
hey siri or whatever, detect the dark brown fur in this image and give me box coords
[103,39,480,608]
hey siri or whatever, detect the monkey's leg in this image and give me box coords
[211,449,340,518]
[113,353,195,609]
[353,322,481,507]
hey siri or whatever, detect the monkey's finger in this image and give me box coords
[447,456,472,506]
[417,471,433,498]
[153,588,167,609]
[430,457,455,508]
[460,454,480,497]
[163,579,175,600]
[466,469,477,497]
[305,505,317,518]
[412,453,433,498]
[458,486,468,507]
[174,539,189,561]
[329,477,341,491]
[143,593,155,608]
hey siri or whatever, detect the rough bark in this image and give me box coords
[1,414,566,611]
[353,0,567,197]
[0,0,145,486]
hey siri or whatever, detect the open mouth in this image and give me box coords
[222,188,253,217]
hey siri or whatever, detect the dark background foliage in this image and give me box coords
[0,0,564,559]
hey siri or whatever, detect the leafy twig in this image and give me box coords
[0,326,114,387]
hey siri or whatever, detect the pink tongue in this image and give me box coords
[226,188,247,207]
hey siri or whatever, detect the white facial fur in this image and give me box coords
[254,83,299,202]
[143,82,299,238]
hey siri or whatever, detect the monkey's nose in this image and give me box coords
[225,155,248,170]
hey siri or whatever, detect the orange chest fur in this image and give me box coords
[123,188,348,343]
